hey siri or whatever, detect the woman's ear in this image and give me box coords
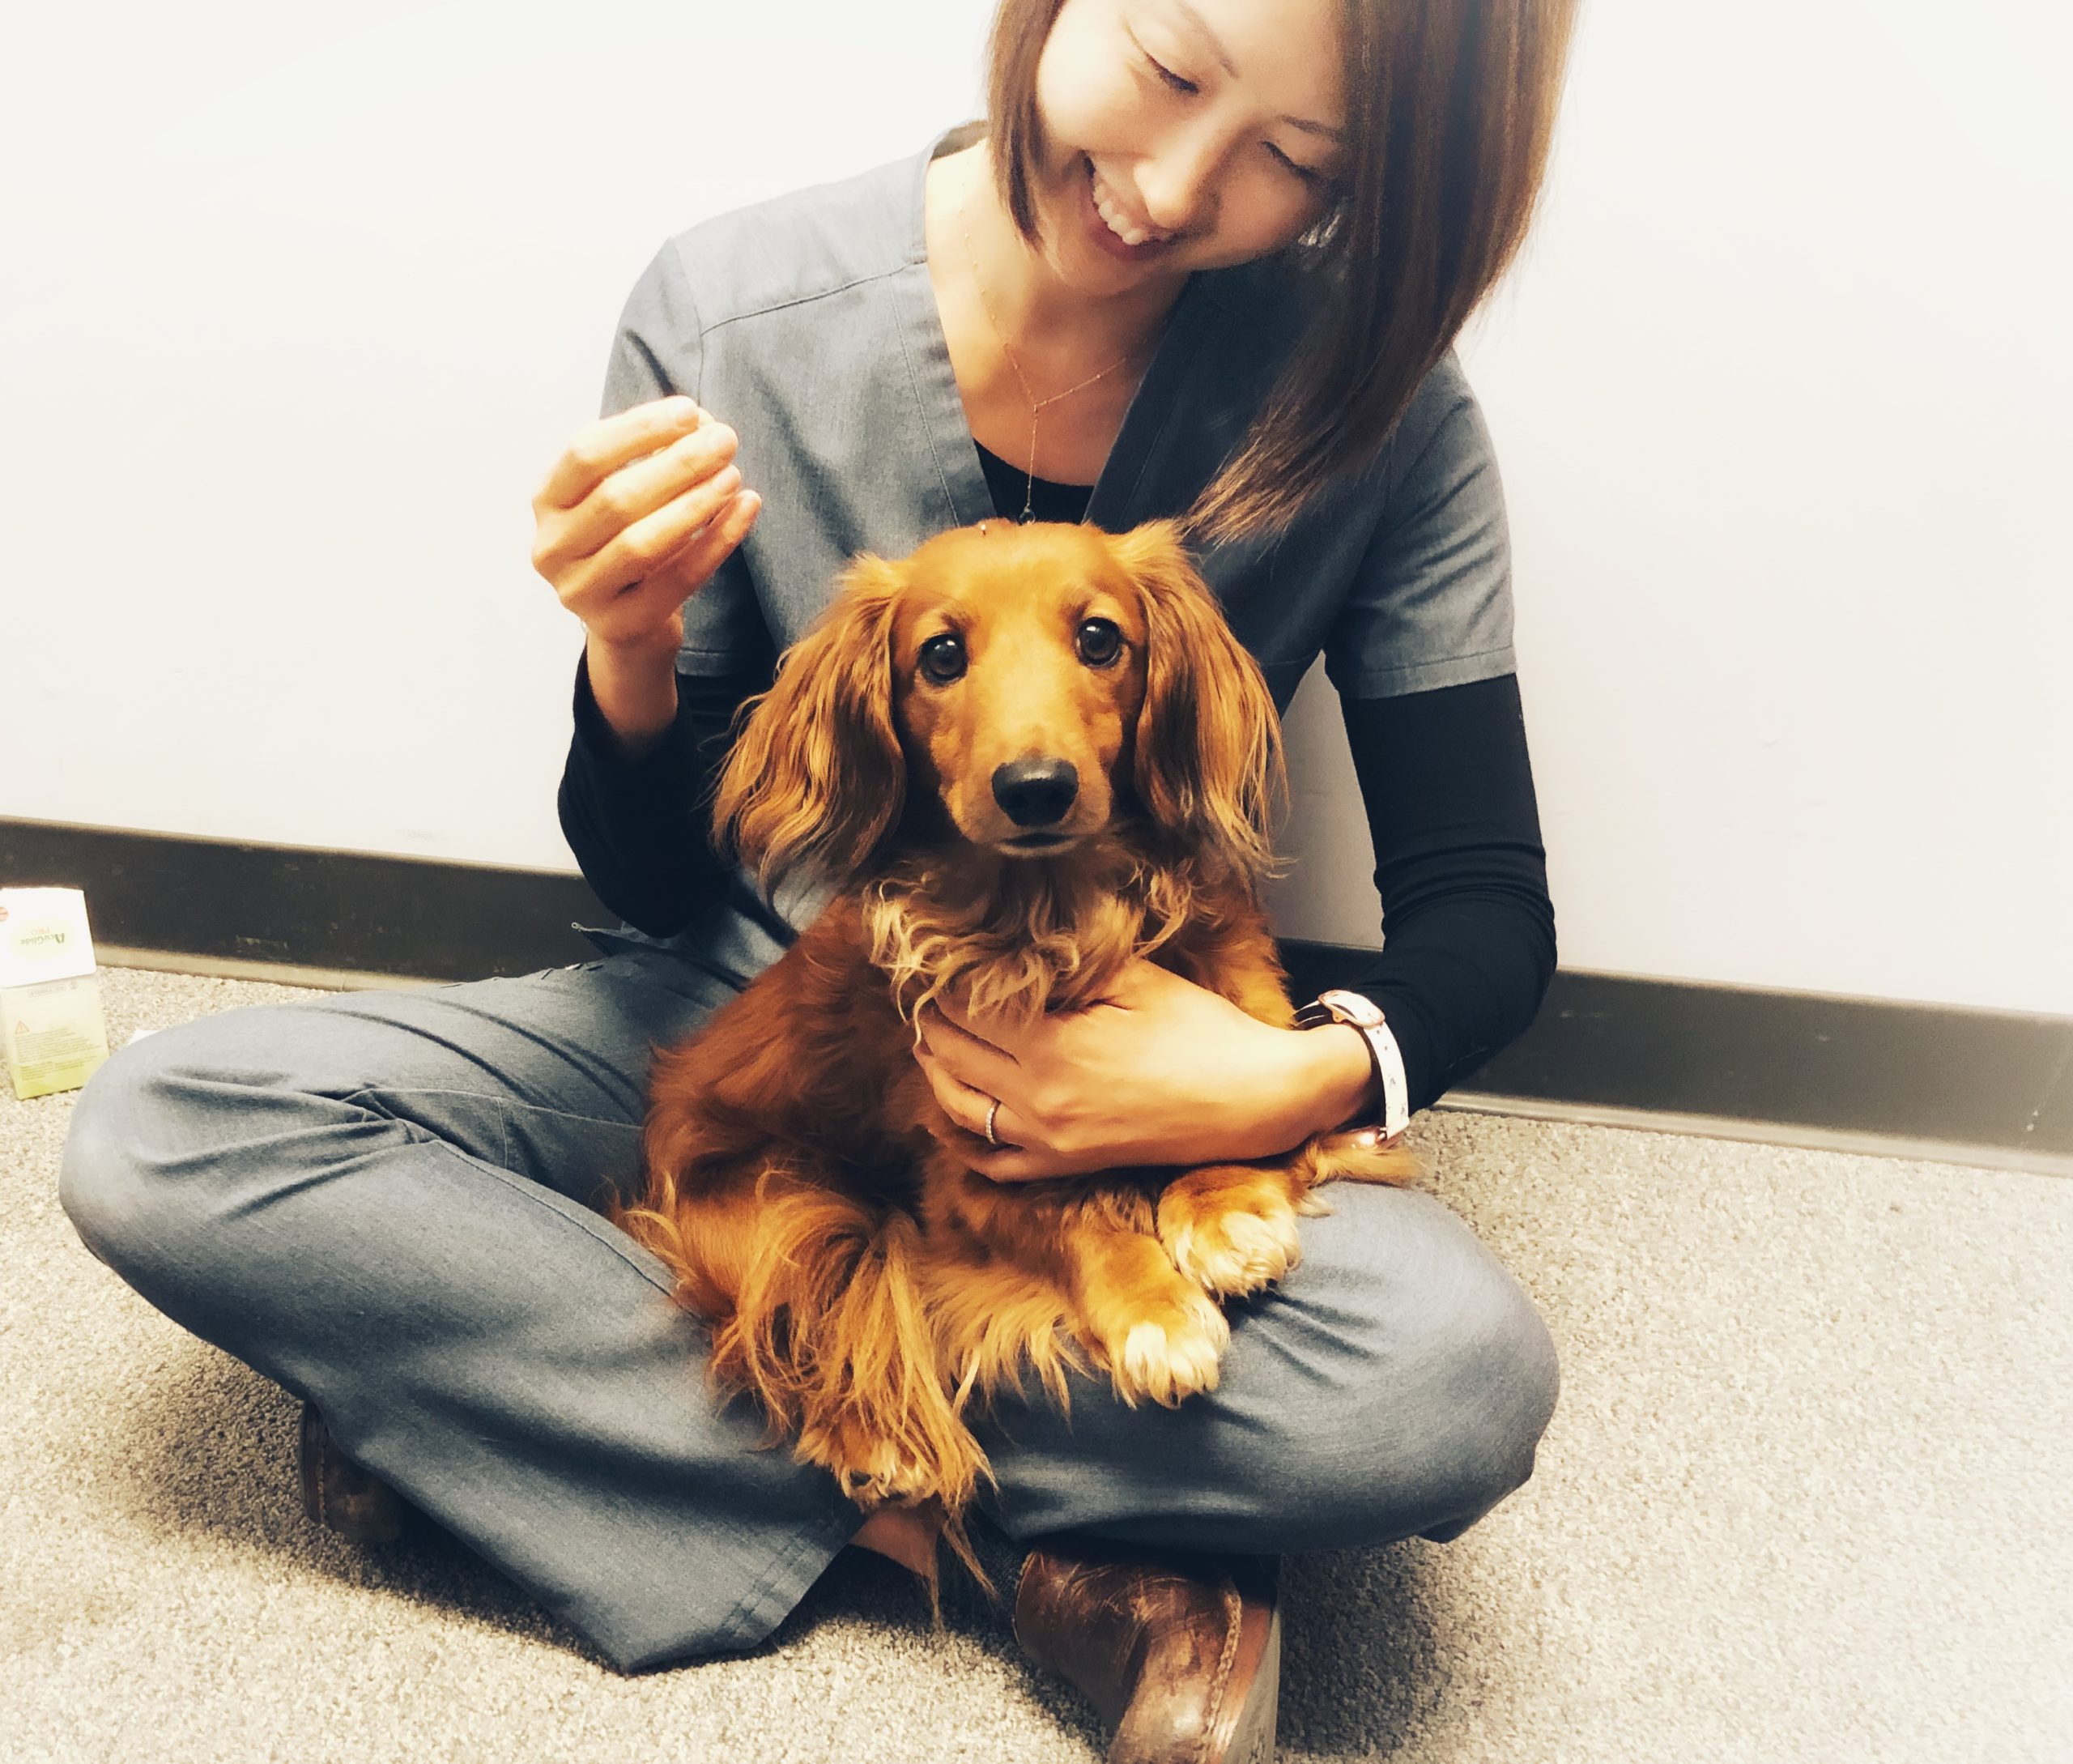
[713,552,906,892]
[1111,520,1286,881]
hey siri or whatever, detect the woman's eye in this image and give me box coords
[918,633,967,684]
[1270,143,1327,186]
[1144,53,1197,95]
[1076,618,1124,667]
[1133,32,1322,185]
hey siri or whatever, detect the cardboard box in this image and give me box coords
[1,887,112,1101]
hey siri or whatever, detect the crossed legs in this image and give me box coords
[57,953,1557,1672]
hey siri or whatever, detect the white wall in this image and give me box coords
[5,2,2068,1015]
[1269,0,2073,1016]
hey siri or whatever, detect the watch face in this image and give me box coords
[1321,989,1384,1028]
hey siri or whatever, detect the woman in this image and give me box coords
[61,0,1576,1753]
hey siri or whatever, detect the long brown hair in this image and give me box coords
[984,0,1581,547]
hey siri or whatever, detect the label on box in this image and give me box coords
[5,973,112,1101]
[0,888,99,989]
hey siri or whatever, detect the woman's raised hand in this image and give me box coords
[530,395,761,657]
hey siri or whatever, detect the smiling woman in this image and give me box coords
[59,0,1580,1753]
[983,0,1578,542]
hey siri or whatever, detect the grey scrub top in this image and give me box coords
[579,117,1518,978]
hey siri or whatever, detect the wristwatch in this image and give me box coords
[1293,988,1411,1142]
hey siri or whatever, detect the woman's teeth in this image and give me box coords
[1090,164,1173,248]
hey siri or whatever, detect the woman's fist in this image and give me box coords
[530,395,761,656]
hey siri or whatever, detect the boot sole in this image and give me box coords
[299,1403,407,1544]
[1219,1600,1280,1764]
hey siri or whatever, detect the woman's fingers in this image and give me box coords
[538,421,742,584]
[642,478,763,577]
[585,485,763,646]
[915,1001,1023,1091]
[915,1045,1023,1146]
[534,396,704,513]
[530,392,766,652]
[573,461,747,597]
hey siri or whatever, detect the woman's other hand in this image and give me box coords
[530,395,761,659]
[911,958,1376,1182]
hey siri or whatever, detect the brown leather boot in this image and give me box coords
[298,1401,408,1544]
[1013,1540,1281,1764]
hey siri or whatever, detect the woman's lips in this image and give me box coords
[1077,156,1177,262]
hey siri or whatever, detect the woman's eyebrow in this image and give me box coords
[1164,0,1347,140]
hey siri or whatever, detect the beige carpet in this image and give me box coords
[4,965,2067,1763]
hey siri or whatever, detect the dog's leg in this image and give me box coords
[1059,1210,1233,1408]
[925,1154,1232,1411]
[772,1180,1000,1604]
[781,1205,993,1519]
[922,1152,1228,1415]
[624,1163,987,1516]
[1158,1131,1421,1300]
[1155,1160,1312,1300]
[922,1240,1087,1422]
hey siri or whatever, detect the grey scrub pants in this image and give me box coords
[56,940,1560,1676]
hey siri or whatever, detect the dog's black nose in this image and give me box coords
[992,758,1079,828]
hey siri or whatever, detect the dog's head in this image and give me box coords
[713,518,1284,893]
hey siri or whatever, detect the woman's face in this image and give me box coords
[1028,0,1347,288]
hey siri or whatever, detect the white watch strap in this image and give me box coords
[1301,990,1411,1140]
[1360,1013,1411,1140]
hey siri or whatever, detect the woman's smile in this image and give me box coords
[1083,156,1180,255]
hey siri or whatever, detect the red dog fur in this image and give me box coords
[604,518,1414,1566]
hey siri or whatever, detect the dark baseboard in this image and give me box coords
[7,815,2069,1175]
[2,816,611,983]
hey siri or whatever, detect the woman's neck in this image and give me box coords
[929,138,1179,378]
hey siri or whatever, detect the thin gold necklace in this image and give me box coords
[960,191,1136,522]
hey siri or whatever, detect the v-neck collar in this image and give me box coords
[894,119,1225,534]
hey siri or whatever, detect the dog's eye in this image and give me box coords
[918,633,967,684]
[1076,618,1123,667]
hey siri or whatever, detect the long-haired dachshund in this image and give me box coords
[604,518,1414,1576]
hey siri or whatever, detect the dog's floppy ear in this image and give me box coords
[713,552,906,892]
[1111,519,1286,881]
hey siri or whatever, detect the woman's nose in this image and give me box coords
[1134,126,1228,236]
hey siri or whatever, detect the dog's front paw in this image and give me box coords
[1100,1292,1231,1408]
[1159,1190,1303,1299]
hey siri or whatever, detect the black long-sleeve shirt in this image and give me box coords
[559,450,1555,1116]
